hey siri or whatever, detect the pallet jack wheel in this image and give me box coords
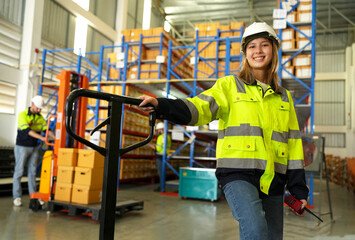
[29,199,42,212]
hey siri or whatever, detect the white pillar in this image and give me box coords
[115,0,128,46]
[17,0,44,113]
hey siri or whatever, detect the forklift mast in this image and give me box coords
[30,70,89,203]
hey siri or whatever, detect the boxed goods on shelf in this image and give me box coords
[325,155,347,187]
[282,39,297,50]
[282,67,294,79]
[282,29,295,41]
[219,25,232,38]
[287,12,297,23]
[346,158,355,193]
[293,54,311,66]
[299,1,312,11]
[295,66,311,78]
[297,38,312,50]
[282,56,292,67]
[296,26,312,39]
[298,10,312,22]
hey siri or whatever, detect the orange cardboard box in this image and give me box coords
[77,149,105,168]
[57,166,75,184]
[55,183,72,202]
[74,166,104,189]
[57,148,78,166]
[71,184,101,204]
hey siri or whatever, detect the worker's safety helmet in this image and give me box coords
[156,122,165,130]
[32,95,44,109]
[241,22,281,55]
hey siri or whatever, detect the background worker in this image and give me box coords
[139,22,309,239]
[151,122,171,191]
[13,95,54,207]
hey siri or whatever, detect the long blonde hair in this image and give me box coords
[238,40,281,93]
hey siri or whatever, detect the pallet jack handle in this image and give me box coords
[65,88,156,156]
[65,88,156,240]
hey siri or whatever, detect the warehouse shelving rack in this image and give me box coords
[277,0,316,133]
[277,0,328,210]
[38,25,243,193]
[158,26,244,191]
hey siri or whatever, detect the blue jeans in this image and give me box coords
[155,154,163,179]
[223,180,284,240]
[13,145,40,198]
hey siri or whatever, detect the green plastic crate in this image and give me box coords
[179,167,221,201]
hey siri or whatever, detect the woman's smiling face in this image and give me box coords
[245,37,273,72]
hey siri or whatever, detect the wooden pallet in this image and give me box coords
[48,200,144,221]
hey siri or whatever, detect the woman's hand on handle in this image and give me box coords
[138,96,158,113]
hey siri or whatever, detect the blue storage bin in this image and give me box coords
[179,167,221,201]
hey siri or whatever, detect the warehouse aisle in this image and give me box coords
[0,179,354,240]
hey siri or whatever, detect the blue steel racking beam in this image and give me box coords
[278,0,316,206]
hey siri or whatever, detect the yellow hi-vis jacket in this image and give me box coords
[16,108,47,147]
[181,75,304,195]
[156,134,171,155]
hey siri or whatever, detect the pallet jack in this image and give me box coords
[30,70,88,210]
[65,88,156,240]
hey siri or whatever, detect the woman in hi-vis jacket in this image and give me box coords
[139,22,309,240]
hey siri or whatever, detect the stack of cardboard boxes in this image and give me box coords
[55,148,104,204]
[194,21,244,78]
[282,0,313,79]
[108,27,193,80]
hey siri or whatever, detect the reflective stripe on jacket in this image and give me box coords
[156,134,171,155]
[181,75,304,195]
[16,108,47,146]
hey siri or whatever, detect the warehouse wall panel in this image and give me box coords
[316,50,345,73]
[89,0,117,28]
[316,32,350,51]
[41,0,75,49]
[0,0,23,26]
[86,26,114,64]
[127,0,144,29]
[314,80,345,126]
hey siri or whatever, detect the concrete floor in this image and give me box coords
[0,179,354,240]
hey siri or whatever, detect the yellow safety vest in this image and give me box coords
[156,134,171,155]
[16,108,47,146]
[181,75,304,195]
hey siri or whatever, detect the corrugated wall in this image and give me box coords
[316,32,350,51]
[316,49,346,73]
[89,0,117,28]
[42,0,76,49]
[314,80,345,126]
[0,0,23,26]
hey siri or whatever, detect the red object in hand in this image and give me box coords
[284,194,324,222]
[284,194,304,214]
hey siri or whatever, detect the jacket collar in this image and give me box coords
[27,107,40,116]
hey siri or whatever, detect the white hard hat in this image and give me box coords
[32,95,44,109]
[241,22,281,54]
[156,122,165,130]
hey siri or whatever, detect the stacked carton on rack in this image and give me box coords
[281,0,313,79]
[110,27,193,80]
[194,21,244,78]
